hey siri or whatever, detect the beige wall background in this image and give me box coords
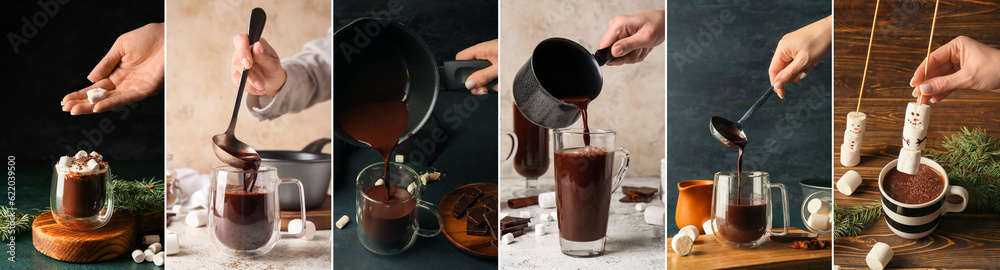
[500,0,666,178]
[166,0,332,172]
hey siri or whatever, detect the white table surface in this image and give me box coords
[166,213,332,269]
[498,177,665,269]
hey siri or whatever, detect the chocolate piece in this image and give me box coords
[467,207,489,228]
[466,218,489,236]
[499,216,530,229]
[790,239,831,249]
[511,228,526,238]
[451,186,483,218]
[485,210,499,240]
[622,186,658,197]
[506,196,538,209]
[479,195,498,212]
[501,223,528,235]
[619,193,653,203]
[491,240,498,248]
[770,232,819,243]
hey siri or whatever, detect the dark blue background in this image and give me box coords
[666,0,832,234]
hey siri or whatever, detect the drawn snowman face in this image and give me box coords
[905,103,929,127]
[847,122,862,135]
[906,110,924,126]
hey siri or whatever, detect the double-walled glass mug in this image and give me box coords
[710,171,789,249]
[208,166,307,257]
[552,128,630,257]
[356,162,444,255]
[51,161,114,230]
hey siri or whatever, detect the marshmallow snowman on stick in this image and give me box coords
[897,102,930,174]
[841,112,867,167]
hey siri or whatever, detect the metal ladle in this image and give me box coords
[212,8,267,168]
[710,85,775,148]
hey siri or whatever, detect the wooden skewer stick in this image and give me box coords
[920,0,941,105]
[857,0,881,115]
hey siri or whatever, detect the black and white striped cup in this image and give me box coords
[878,157,968,239]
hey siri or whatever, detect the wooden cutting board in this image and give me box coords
[440,183,499,259]
[280,196,332,230]
[668,228,831,269]
[32,211,136,263]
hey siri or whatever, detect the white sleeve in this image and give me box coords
[246,27,333,121]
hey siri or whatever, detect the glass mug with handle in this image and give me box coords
[356,162,444,255]
[710,171,789,249]
[552,128,629,257]
[208,166,307,257]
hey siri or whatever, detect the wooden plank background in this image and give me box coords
[833,0,1000,268]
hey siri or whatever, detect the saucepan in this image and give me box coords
[261,138,332,210]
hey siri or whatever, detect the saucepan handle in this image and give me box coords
[441,60,498,90]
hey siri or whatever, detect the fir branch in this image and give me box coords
[833,201,882,238]
[925,127,1000,213]
[111,175,164,213]
[0,206,41,241]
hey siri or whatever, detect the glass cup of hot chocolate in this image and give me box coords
[709,171,789,249]
[208,166,307,257]
[552,128,630,257]
[878,157,967,239]
[355,162,444,255]
[51,150,114,230]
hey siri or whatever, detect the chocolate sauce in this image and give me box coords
[62,172,107,217]
[553,146,613,242]
[559,96,594,145]
[513,103,550,178]
[236,153,262,192]
[213,184,275,250]
[884,164,944,204]
[360,184,416,243]
[716,198,768,243]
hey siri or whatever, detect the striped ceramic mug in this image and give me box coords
[878,157,968,239]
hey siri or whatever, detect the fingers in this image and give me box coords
[598,15,631,49]
[768,47,791,87]
[62,79,116,115]
[611,29,657,58]
[771,55,809,99]
[247,38,281,93]
[606,48,651,66]
[87,37,124,83]
[93,88,140,113]
[456,40,498,62]
[915,71,970,100]
[466,65,498,95]
[911,38,959,86]
[233,33,253,70]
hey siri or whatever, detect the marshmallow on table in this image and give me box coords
[540,213,550,222]
[841,112,867,167]
[644,206,665,226]
[534,224,546,236]
[154,252,165,266]
[336,215,350,229]
[538,192,556,209]
[519,211,530,219]
[394,154,404,163]
[131,250,145,263]
[703,220,714,235]
[185,209,208,227]
[635,203,647,212]
[86,87,108,104]
[148,242,162,253]
[807,213,829,231]
[501,233,514,245]
[807,198,830,215]
[837,170,862,196]
[288,219,317,240]
[897,147,922,175]
[671,234,693,256]
[141,235,160,245]
[678,225,700,240]
[144,249,155,262]
[866,242,893,270]
[164,233,179,255]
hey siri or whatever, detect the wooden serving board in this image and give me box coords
[32,211,136,263]
[668,228,831,270]
[439,183,499,259]
[280,196,332,230]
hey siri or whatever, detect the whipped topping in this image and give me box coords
[56,150,108,174]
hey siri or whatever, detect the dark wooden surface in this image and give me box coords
[833,0,1000,268]
[32,211,136,263]
[440,183,499,259]
[280,196,332,230]
[668,228,831,270]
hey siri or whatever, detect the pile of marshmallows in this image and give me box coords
[805,198,832,231]
[495,192,666,245]
[130,234,172,266]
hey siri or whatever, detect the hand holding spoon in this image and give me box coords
[212,8,267,169]
[710,84,775,148]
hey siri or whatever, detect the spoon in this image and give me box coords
[710,85,775,148]
[212,8,267,168]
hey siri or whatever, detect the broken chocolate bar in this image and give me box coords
[451,186,483,218]
[510,228,526,238]
[479,195,498,212]
[622,186,658,197]
[499,216,530,229]
[501,223,528,235]
[466,218,489,236]
[486,210,499,240]
[467,207,489,228]
[619,193,653,203]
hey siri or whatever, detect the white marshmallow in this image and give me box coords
[501,233,514,245]
[703,219,714,235]
[144,249,155,262]
[644,206,665,226]
[74,150,88,159]
[671,234,694,256]
[419,174,430,185]
[837,170,862,196]
[374,179,384,186]
[131,250,145,263]
[635,203,647,212]
[897,148,922,175]
[902,125,928,150]
[549,212,557,221]
[519,211,531,219]
[303,221,317,240]
[903,102,930,129]
[540,213,550,222]
[154,251,164,266]
[288,219,304,233]
[807,213,829,231]
[534,224,545,236]
[89,151,102,159]
[840,143,861,167]
[538,192,556,209]
[866,242,893,270]
[148,242,162,253]
[141,235,160,245]
[56,156,71,169]
[407,182,417,195]
[833,265,841,270]
[336,215,350,229]
[87,87,108,104]
[164,233,179,255]
[678,225,700,240]
[807,198,831,215]
[394,154,404,163]
[171,204,184,214]
[846,111,867,134]
[185,209,208,227]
